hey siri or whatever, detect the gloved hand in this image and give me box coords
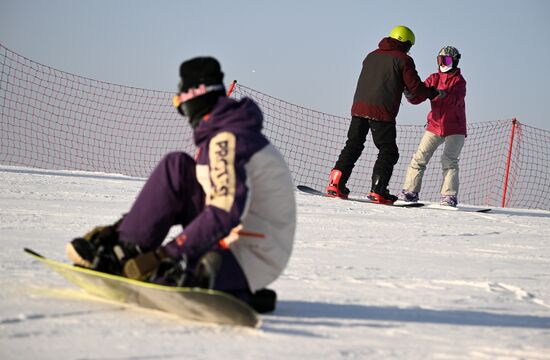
[428,87,447,100]
[435,89,447,99]
[427,87,438,100]
[122,247,170,281]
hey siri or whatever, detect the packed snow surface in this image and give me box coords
[1,166,549,359]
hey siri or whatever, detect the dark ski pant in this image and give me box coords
[334,116,399,193]
[117,152,250,297]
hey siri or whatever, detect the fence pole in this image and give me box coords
[502,118,518,207]
[227,80,237,97]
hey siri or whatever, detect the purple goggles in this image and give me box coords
[438,55,453,66]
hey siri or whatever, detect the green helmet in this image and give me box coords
[389,25,415,46]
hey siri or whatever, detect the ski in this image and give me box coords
[297,185,424,208]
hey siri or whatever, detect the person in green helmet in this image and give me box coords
[327,25,442,204]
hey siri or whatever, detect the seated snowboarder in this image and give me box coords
[66,57,297,313]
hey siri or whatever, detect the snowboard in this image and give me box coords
[297,185,424,207]
[24,248,260,328]
[297,185,491,213]
[423,203,492,213]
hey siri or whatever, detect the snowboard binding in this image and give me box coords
[326,169,350,199]
[66,219,140,275]
[149,251,222,289]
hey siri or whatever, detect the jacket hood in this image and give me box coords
[193,97,264,144]
[436,68,463,87]
[378,37,410,53]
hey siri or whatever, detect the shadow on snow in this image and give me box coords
[265,300,550,330]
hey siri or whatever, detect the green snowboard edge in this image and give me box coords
[24,248,260,328]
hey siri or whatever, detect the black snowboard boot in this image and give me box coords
[249,289,277,313]
[368,189,398,204]
[369,174,398,204]
[66,219,141,275]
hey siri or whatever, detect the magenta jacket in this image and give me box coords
[409,68,467,137]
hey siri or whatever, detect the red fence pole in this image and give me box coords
[227,80,237,97]
[502,118,518,208]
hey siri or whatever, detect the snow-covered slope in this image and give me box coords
[1,166,549,359]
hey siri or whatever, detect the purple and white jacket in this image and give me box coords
[165,97,296,291]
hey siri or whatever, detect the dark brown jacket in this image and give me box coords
[351,37,435,123]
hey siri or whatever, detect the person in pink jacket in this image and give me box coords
[400,46,466,207]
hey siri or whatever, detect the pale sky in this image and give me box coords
[1,0,549,130]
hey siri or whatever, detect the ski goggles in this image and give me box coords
[172,84,225,108]
[437,55,453,66]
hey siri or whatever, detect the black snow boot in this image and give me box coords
[66,219,141,275]
[249,289,277,313]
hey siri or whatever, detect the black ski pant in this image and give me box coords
[333,116,399,193]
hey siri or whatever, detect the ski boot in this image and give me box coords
[326,169,350,199]
[400,189,419,203]
[440,195,458,207]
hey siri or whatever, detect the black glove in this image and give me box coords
[403,89,414,100]
[435,89,447,99]
[427,87,439,100]
[428,87,447,100]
